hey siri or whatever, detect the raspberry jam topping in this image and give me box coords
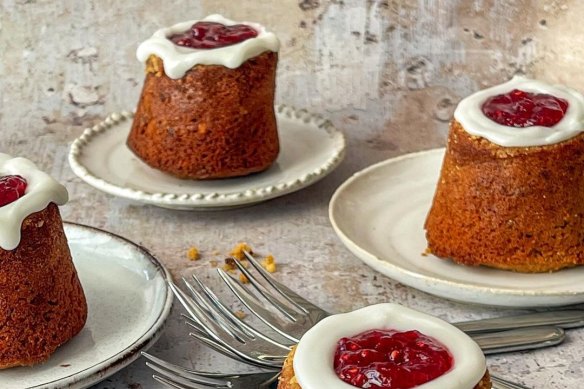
[482,89,569,127]
[0,175,27,207]
[334,329,453,389]
[170,21,258,49]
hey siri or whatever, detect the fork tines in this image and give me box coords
[143,351,280,389]
[168,275,290,369]
[216,250,330,342]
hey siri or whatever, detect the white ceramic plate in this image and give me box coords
[68,106,346,210]
[329,148,584,307]
[0,222,173,389]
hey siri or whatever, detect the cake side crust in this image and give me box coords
[0,203,88,368]
[425,120,584,272]
[127,51,279,179]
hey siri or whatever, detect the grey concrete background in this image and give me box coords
[1,1,583,388]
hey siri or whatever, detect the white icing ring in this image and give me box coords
[136,14,280,79]
[454,76,584,147]
[293,303,486,389]
[0,153,68,250]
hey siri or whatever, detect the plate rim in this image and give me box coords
[24,221,174,389]
[329,148,584,307]
[68,105,346,209]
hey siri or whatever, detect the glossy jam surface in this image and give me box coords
[169,21,258,49]
[334,329,453,389]
[0,175,27,207]
[482,89,569,128]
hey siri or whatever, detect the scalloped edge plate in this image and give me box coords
[330,148,584,307]
[0,222,173,388]
[68,106,346,210]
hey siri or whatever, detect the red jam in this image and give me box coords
[334,329,453,389]
[481,89,569,127]
[0,175,27,207]
[170,21,258,49]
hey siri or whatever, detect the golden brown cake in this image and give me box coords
[282,304,489,389]
[127,15,281,179]
[0,154,87,369]
[425,77,584,272]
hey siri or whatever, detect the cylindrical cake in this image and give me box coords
[127,15,281,179]
[425,77,584,273]
[0,204,87,368]
[0,153,87,369]
[425,121,584,273]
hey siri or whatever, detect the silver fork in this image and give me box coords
[142,352,279,389]
[217,250,328,343]
[143,349,527,389]
[218,251,568,354]
[171,274,531,389]
[168,281,290,369]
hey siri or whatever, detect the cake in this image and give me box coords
[425,76,584,272]
[0,153,87,369]
[127,14,281,179]
[278,304,490,389]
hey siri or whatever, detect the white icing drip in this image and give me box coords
[293,303,486,389]
[136,14,280,79]
[0,153,68,250]
[454,76,584,147]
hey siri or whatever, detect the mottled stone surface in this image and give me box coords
[1,1,583,388]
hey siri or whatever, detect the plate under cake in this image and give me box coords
[0,222,173,389]
[329,148,584,307]
[69,106,345,210]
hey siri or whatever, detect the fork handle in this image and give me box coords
[491,374,531,389]
[454,310,584,334]
[471,326,564,355]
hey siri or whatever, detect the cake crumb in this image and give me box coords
[197,122,208,134]
[223,258,237,272]
[239,273,249,284]
[421,247,432,257]
[187,246,200,261]
[209,260,218,268]
[234,310,247,319]
[146,55,164,77]
[262,254,277,273]
[230,242,253,260]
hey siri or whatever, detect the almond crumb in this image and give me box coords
[265,262,277,273]
[223,258,237,272]
[187,247,200,261]
[262,255,277,273]
[230,242,253,260]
